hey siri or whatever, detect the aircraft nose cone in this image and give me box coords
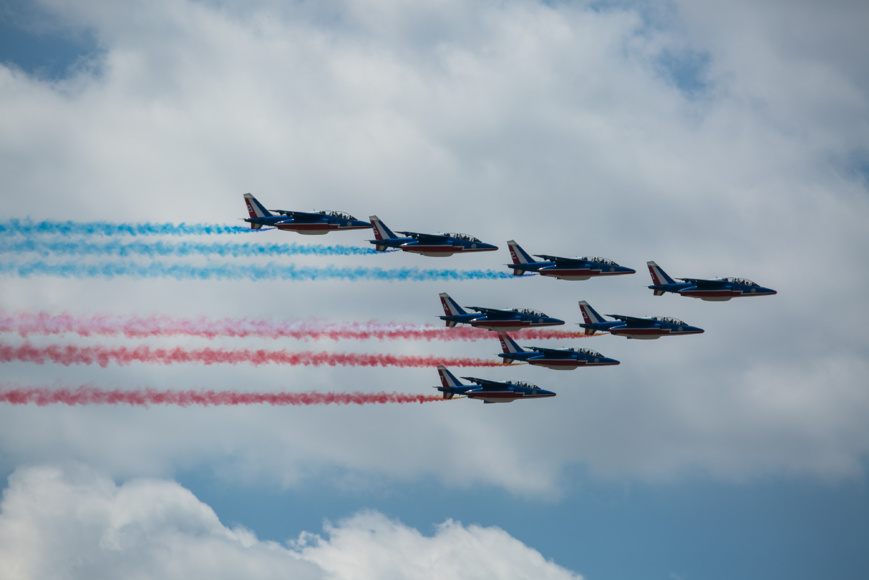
[623,267,637,274]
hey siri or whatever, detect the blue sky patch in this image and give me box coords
[0,2,102,80]
[176,463,869,580]
[657,47,712,98]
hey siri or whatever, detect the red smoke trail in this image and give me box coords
[0,312,590,341]
[0,341,502,368]
[0,386,443,406]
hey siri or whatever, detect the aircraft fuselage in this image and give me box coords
[608,325,704,339]
[470,319,563,332]
[539,266,635,280]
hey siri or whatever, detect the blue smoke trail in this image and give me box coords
[0,260,514,282]
[0,219,260,237]
[0,238,378,258]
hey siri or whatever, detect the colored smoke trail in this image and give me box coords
[0,312,587,341]
[0,238,377,258]
[0,219,258,237]
[0,260,514,282]
[0,385,443,406]
[0,341,502,368]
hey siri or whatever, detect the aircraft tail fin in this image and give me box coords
[507,240,535,266]
[437,365,463,388]
[647,261,677,286]
[437,365,463,398]
[439,293,467,327]
[243,193,272,223]
[578,300,604,335]
[497,333,524,356]
[369,215,399,242]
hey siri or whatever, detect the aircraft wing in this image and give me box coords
[535,254,588,267]
[397,231,450,243]
[461,377,508,389]
[607,314,656,326]
[269,210,328,222]
[678,277,725,287]
[466,307,518,319]
[527,346,573,357]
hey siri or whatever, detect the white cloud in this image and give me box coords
[0,464,582,580]
[298,511,581,580]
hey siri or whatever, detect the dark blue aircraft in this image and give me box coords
[505,240,635,279]
[369,216,498,256]
[435,365,556,403]
[242,193,372,234]
[496,333,620,370]
[439,293,565,332]
[578,300,704,340]
[647,261,777,301]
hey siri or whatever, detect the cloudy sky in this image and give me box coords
[1,0,868,578]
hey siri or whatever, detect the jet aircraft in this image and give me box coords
[435,365,555,403]
[647,261,777,301]
[496,333,620,369]
[505,240,636,279]
[439,293,565,332]
[578,300,704,339]
[242,193,372,234]
[369,216,498,256]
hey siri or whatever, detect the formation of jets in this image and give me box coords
[241,193,777,403]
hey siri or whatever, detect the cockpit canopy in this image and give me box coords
[723,277,758,286]
[578,256,618,265]
[569,347,603,357]
[652,316,688,325]
[512,308,548,317]
[318,210,357,220]
[443,232,481,243]
[507,380,540,390]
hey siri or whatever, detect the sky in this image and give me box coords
[1,0,868,578]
